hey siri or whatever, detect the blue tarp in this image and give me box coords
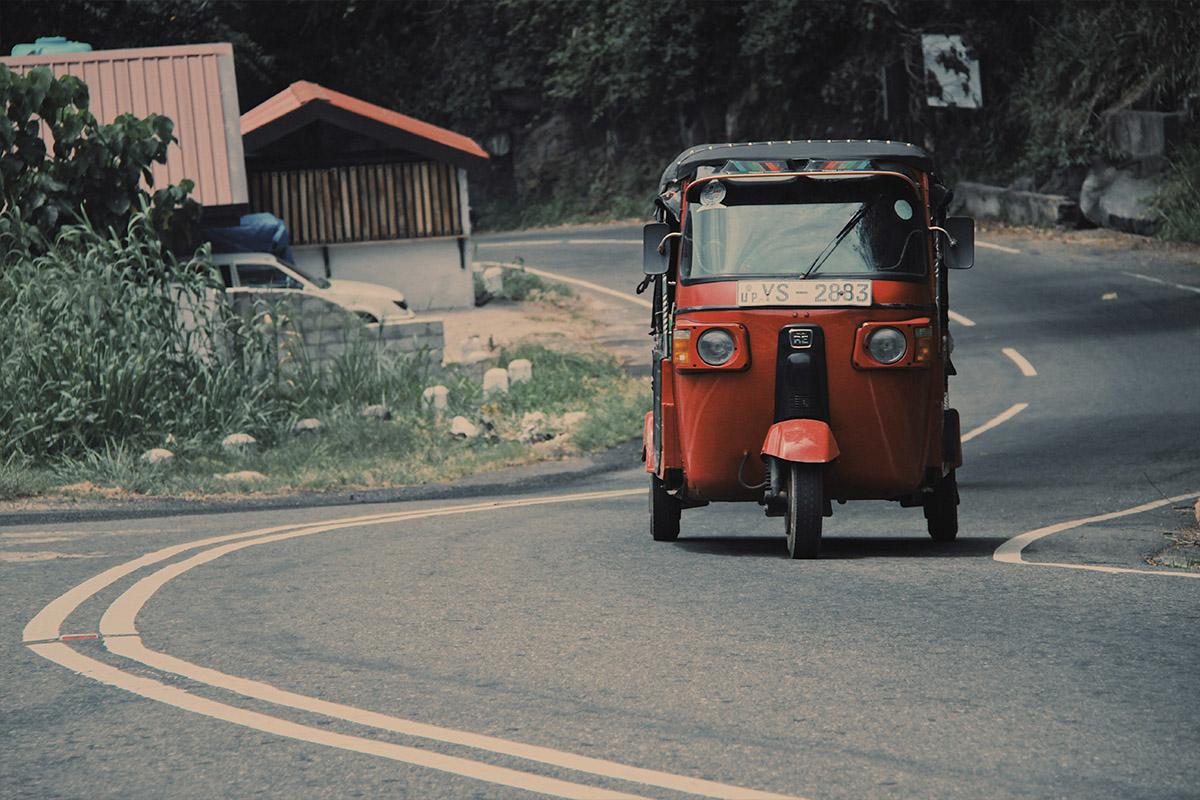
[202,213,294,263]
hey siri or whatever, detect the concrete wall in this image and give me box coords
[1104,111,1185,174]
[954,182,1080,228]
[226,292,445,374]
[293,237,474,312]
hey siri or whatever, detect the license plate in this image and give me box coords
[736,280,872,307]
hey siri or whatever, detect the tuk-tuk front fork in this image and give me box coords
[759,418,840,516]
[761,458,833,520]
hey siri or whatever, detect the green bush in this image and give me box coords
[1153,142,1200,243]
[0,64,199,246]
[500,267,575,301]
[1013,0,1200,179]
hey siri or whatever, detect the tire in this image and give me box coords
[785,463,823,559]
[924,469,959,541]
[650,474,681,542]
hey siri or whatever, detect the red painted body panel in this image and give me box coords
[667,279,944,503]
[658,358,682,471]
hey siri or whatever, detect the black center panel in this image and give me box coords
[774,325,830,423]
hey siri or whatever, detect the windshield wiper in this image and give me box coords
[803,195,880,278]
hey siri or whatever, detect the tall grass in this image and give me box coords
[0,208,293,459]
[0,208,648,498]
[1152,141,1200,244]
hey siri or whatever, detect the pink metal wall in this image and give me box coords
[2,43,248,209]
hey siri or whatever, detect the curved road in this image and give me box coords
[3,225,1198,799]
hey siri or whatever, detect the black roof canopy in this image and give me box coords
[659,140,940,191]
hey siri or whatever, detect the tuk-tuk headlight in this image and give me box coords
[696,328,737,366]
[866,327,907,365]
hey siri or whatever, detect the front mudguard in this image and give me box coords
[760,419,840,464]
[761,420,838,518]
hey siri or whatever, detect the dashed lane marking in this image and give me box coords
[1122,271,1200,295]
[962,403,1029,443]
[1001,347,1037,376]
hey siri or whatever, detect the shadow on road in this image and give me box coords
[672,535,1008,560]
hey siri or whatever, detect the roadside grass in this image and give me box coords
[475,262,578,306]
[2,350,648,502]
[0,316,648,503]
[0,213,649,503]
[1152,141,1200,244]
[500,265,575,302]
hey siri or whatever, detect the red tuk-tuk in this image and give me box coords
[640,140,974,558]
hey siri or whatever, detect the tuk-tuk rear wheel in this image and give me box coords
[786,463,823,559]
[650,474,681,542]
[924,469,959,541]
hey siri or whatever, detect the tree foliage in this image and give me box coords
[2,0,1196,220]
[1,208,227,458]
[0,64,200,248]
[1015,0,1200,176]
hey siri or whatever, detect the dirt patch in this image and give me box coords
[439,297,589,362]
[1146,500,1200,571]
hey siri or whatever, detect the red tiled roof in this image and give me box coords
[241,81,488,168]
[1,43,248,209]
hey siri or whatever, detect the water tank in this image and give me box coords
[10,37,93,57]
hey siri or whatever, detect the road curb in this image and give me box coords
[0,441,644,527]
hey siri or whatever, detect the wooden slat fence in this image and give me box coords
[248,161,462,245]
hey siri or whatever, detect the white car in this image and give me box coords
[213,252,414,323]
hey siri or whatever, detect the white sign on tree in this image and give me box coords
[922,34,982,109]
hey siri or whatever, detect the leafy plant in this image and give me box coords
[500,267,575,301]
[1152,141,1200,243]
[1012,0,1200,179]
[0,64,200,244]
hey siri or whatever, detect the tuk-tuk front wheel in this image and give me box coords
[924,469,959,542]
[650,474,681,542]
[786,463,823,559]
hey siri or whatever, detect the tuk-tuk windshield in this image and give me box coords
[681,174,926,281]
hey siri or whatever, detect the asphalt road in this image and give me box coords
[3,224,1198,800]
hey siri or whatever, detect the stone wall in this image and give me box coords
[225,292,445,373]
[954,109,1186,235]
[954,183,1080,227]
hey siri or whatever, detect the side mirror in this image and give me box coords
[643,222,672,276]
[942,216,975,269]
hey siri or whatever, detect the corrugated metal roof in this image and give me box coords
[242,81,489,169]
[1,43,248,209]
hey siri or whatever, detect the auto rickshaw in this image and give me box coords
[640,140,975,558]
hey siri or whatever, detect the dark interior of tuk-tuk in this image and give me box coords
[679,172,930,280]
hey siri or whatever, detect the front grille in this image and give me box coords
[774,325,828,422]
